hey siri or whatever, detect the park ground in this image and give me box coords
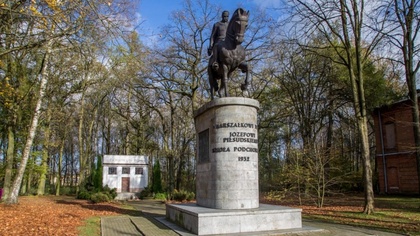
[0,194,419,235]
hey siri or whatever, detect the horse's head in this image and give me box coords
[227,8,249,45]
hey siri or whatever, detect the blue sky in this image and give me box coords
[137,0,281,34]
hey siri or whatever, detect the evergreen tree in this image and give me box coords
[94,156,103,190]
[153,160,162,193]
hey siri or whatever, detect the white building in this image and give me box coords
[103,155,148,200]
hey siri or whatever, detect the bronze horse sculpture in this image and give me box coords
[208,8,250,100]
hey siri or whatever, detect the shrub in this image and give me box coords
[109,188,117,199]
[154,192,167,201]
[102,185,117,200]
[58,186,76,196]
[90,192,110,203]
[76,185,116,202]
[263,190,287,202]
[77,190,91,200]
[186,191,195,201]
[172,190,195,202]
[338,171,363,192]
[138,187,152,199]
[172,190,186,201]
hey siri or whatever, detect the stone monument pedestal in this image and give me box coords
[166,203,302,235]
[166,97,302,235]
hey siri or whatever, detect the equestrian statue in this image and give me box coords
[208,8,250,100]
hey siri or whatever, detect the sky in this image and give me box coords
[137,0,282,35]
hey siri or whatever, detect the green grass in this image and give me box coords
[78,216,101,236]
[302,195,420,235]
[77,201,142,236]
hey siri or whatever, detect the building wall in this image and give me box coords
[373,101,419,194]
[374,103,414,153]
[376,154,419,194]
[102,155,149,193]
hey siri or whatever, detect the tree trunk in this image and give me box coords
[176,153,184,190]
[339,0,374,214]
[5,40,52,204]
[410,87,420,195]
[3,124,15,201]
[360,117,375,213]
[56,137,65,196]
[70,145,75,188]
[168,154,175,193]
[125,88,132,155]
[1,2,16,202]
[349,61,375,214]
[25,156,34,194]
[77,88,86,192]
[86,107,98,180]
[406,63,420,194]
[37,107,51,195]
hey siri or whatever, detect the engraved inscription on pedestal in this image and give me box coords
[198,129,209,164]
[166,97,303,235]
[194,97,260,209]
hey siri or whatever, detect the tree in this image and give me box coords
[6,39,53,204]
[287,0,385,214]
[107,31,150,155]
[152,160,163,193]
[274,43,336,204]
[2,0,140,203]
[93,155,103,190]
[0,1,42,201]
[381,0,420,193]
[37,106,52,195]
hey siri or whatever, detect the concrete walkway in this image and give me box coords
[101,199,179,236]
[101,199,404,236]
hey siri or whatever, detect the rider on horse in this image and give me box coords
[208,11,229,71]
[207,8,250,100]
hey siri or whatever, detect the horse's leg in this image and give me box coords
[218,76,225,98]
[218,67,225,97]
[238,62,249,91]
[222,65,229,97]
[208,65,214,100]
[212,46,219,71]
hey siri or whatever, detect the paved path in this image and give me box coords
[101,199,404,236]
[101,199,179,236]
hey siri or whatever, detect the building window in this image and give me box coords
[108,167,117,175]
[122,167,130,174]
[135,167,143,175]
[384,123,396,149]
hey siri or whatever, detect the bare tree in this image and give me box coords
[285,0,386,214]
[381,0,420,193]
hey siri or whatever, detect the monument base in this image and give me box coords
[166,203,302,235]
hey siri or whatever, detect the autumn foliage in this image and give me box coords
[0,196,123,236]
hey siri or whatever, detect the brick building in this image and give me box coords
[373,99,420,194]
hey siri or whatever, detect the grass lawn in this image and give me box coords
[78,216,101,236]
[262,193,420,235]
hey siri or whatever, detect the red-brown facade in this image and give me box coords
[373,99,419,194]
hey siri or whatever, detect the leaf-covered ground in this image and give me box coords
[0,196,125,236]
[1,194,419,235]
